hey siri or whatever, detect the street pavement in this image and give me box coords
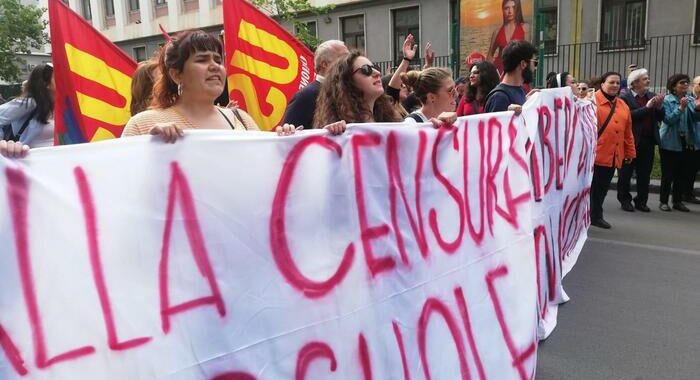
[536,190,700,380]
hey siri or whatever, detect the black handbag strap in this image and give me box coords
[598,98,617,139]
[14,108,36,141]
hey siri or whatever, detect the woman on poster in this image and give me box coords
[487,0,530,75]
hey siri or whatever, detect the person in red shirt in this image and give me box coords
[457,61,500,116]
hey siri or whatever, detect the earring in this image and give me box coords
[177,82,183,96]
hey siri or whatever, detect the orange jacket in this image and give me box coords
[594,90,636,168]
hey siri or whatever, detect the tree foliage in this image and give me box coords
[251,0,334,51]
[0,0,47,82]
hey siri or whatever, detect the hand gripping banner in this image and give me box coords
[48,0,137,144]
[222,0,316,131]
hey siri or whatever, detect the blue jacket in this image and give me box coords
[659,94,695,151]
[686,95,700,150]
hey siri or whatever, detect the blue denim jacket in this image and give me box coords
[660,94,695,151]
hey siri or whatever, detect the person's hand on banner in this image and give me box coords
[403,34,417,62]
[0,140,29,158]
[428,112,457,128]
[275,124,302,136]
[507,104,523,115]
[149,122,185,143]
[324,120,347,135]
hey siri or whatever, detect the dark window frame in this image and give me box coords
[129,0,140,11]
[82,0,92,20]
[542,6,558,55]
[392,6,420,66]
[340,14,365,53]
[104,0,115,17]
[600,0,647,51]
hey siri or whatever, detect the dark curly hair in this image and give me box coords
[667,73,690,96]
[313,51,401,128]
[152,30,223,109]
[465,61,500,103]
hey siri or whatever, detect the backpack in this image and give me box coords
[2,109,36,142]
[484,84,517,108]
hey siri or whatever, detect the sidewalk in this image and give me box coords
[610,177,700,196]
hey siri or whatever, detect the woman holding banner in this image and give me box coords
[402,67,458,127]
[487,0,530,75]
[590,72,636,229]
[122,30,297,141]
[313,51,403,133]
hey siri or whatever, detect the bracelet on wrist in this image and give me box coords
[402,57,411,62]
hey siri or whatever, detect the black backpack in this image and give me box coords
[2,109,36,142]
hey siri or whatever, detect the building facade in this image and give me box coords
[27,0,700,89]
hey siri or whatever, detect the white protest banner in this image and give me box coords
[0,115,539,379]
[523,88,597,340]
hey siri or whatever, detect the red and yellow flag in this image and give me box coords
[49,0,137,144]
[223,0,315,131]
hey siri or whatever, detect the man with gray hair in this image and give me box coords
[618,68,665,212]
[283,40,349,129]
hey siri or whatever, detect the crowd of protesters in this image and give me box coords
[0,26,699,229]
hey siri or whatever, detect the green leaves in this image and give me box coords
[250,0,334,51]
[0,0,48,82]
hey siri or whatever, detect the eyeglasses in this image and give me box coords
[353,64,379,76]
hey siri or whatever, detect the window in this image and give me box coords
[295,21,318,39]
[392,7,420,65]
[155,0,166,6]
[600,0,646,50]
[542,0,557,54]
[129,0,139,11]
[341,15,365,53]
[81,0,92,20]
[104,0,115,17]
[133,47,147,62]
[695,0,700,44]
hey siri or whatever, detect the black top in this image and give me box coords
[620,90,664,145]
[283,80,322,129]
[484,83,526,113]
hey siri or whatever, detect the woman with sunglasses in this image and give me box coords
[401,67,458,127]
[313,51,402,133]
[658,73,696,212]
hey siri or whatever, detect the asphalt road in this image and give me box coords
[536,191,700,380]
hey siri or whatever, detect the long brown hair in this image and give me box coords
[151,30,223,109]
[313,51,401,128]
[130,59,159,115]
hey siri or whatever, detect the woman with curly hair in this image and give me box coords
[313,51,402,134]
[457,61,500,116]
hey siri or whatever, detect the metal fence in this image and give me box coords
[541,34,700,91]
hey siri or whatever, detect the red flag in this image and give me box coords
[49,0,137,144]
[223,0,315,131]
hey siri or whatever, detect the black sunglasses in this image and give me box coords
[353,64,379,76]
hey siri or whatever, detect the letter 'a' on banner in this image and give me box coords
[222,0,315,131]
[49,0,137,144]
